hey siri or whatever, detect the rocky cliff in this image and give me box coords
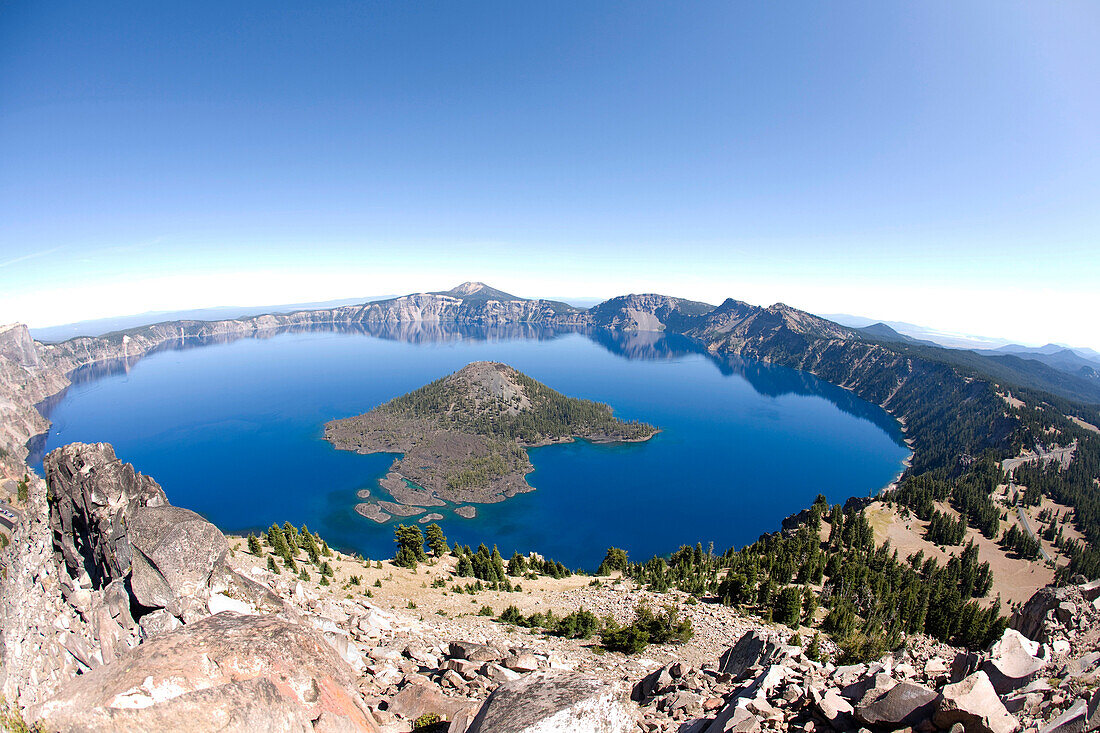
[0,324,67,476]
[587,294,716,332]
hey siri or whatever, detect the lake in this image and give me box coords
[32,324,909,569]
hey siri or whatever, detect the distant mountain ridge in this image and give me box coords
[829,313,1099,361]
[28,281,1100,409]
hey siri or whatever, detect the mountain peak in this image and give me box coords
[451,282,488,296]
[445,361,530,410]
[434,282,524,302]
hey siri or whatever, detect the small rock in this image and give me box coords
[449,640,503,663]
[482,663,521,683]
[705,705,761,733]
[1039,698,1087,733]
[502,653,539,673]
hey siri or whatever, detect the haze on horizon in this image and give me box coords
[1,2,1098,349]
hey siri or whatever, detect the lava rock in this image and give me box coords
[854,680,938,729]
[32,612,377,732]
[933,671,1019,733]
[466,671,632,733]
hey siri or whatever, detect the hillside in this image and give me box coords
[324,362,656,518]
[6,442,1100,732]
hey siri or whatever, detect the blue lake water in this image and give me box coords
[33,325,909,569]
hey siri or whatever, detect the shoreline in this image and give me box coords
[345,427,661,523]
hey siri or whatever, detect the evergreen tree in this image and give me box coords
[507,551,528,576]
[597,547,629,575]
[774,586,802,628]
[393,524,427,568]
[425,523,449,557]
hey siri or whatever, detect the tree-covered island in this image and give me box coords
[324,361,656,521]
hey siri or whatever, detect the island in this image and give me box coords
[324,361,657,519]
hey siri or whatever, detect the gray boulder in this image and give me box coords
[1040,698,1088,733]
[634,664,676,701]
[718,630,779,679]
[854,680,938,729]
[388,681,475,724]
[933,671,1019,733]
[1063,652,1100,679]
[1080,579,1100,603]
[842,672,897,703]
[812,688,854,729]
[449,640,504,663]
[502,652,540,673]
[705,704,761,733]
[32,612,378,732]
[126,505,227,610]
[982,628,1045,694]
[466,671,632,733]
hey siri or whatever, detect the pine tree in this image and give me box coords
[393,525,427,568]
[282,521,300,554]
[774,586,802,628]
[425,523,449,557]
[507,551,528,576]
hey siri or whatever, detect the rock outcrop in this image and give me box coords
[587,294,715,332]
[0,323,67,475]
[46,443,169,589]
[32,611,378,732]
[44,443,263,628]
[1013,580,1100,647]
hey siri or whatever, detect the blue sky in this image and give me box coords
[1,1,1098,347]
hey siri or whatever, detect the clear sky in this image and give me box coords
[1,1,1098,348]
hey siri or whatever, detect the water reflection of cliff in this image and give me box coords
[709,352,905,441]
[588,329,704,361]
[354,321,579,345]
[588,329,904,442]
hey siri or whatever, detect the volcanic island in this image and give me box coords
[323,361,657,522]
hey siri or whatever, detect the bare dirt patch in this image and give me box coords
[1070,416,1100,435]
[866,501,1054,607]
